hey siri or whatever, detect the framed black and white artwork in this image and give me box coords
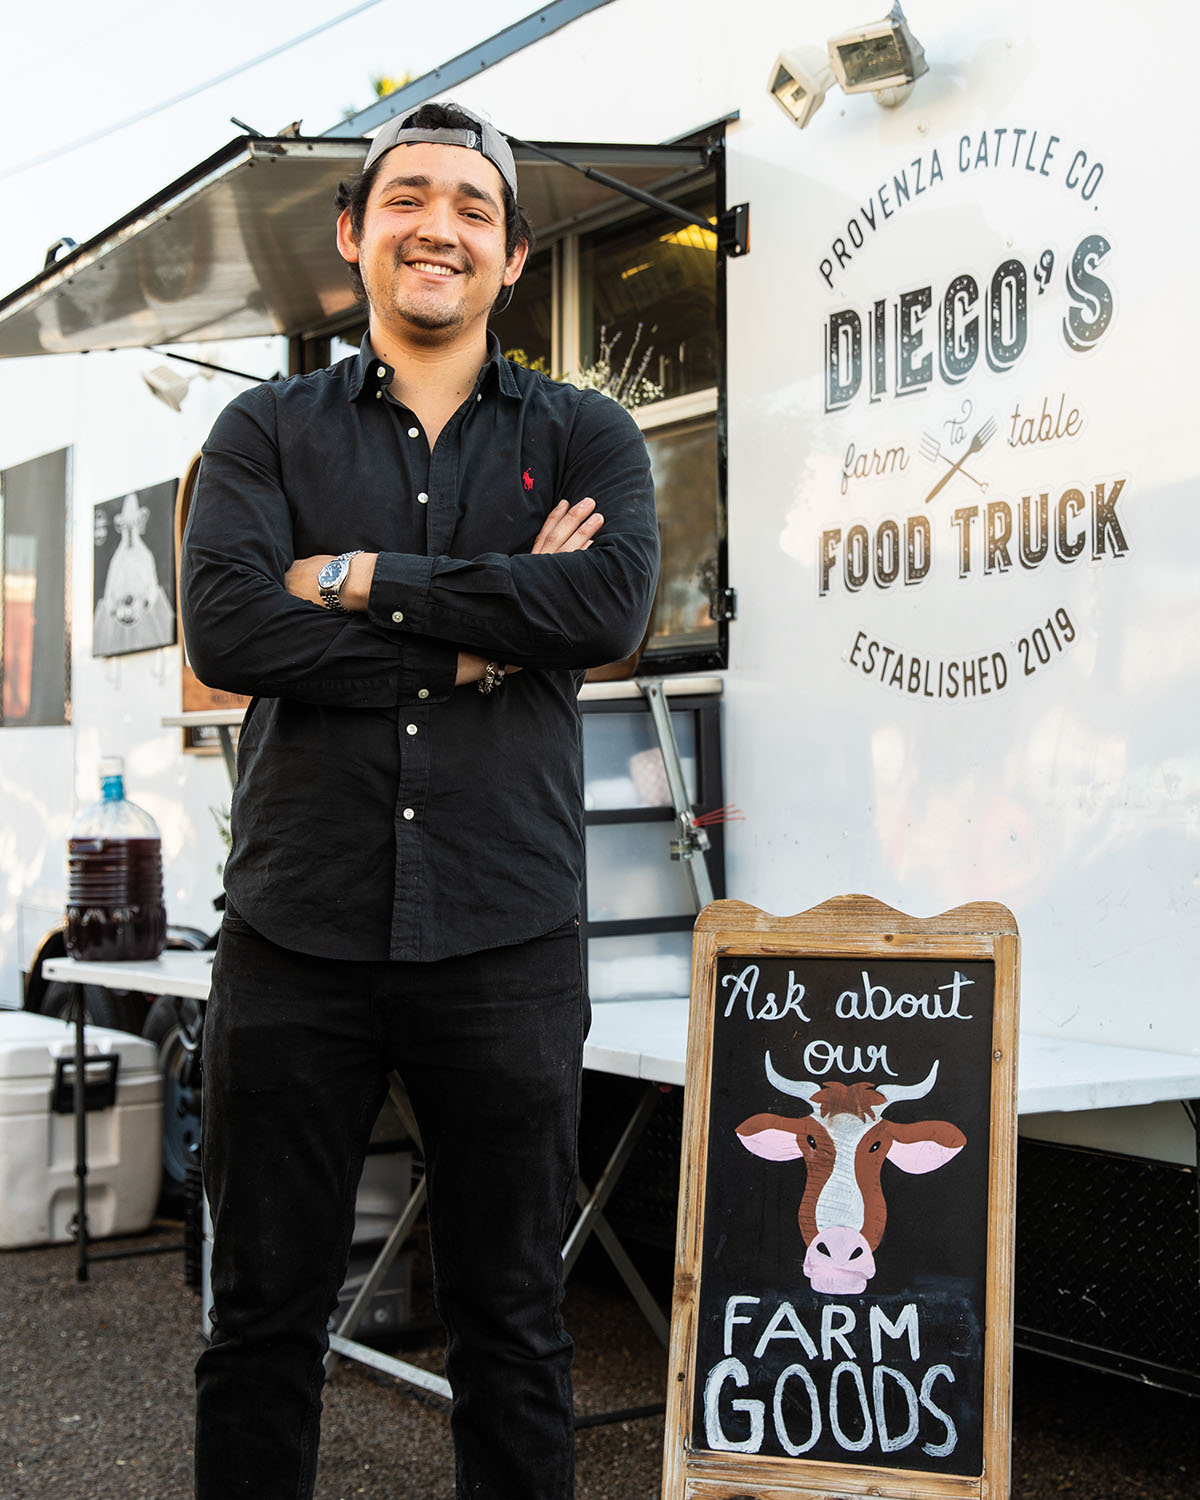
[92,480,177,658]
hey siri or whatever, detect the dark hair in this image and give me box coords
[333,103,535,306]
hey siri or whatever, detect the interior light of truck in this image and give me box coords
[658,220,718,251]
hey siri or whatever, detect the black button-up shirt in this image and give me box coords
[181,334,658,962]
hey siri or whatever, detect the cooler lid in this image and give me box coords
[0,1011,157,1079]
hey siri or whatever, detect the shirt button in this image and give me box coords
[403,807,415,820]
[392,610,404,623]
[408,426,419,438]
[417,492,428,504]
[375,390,382,399]
[376,365,386,378]
[475,394,482,402]
[406,723,418,736]
[417,688,429,699]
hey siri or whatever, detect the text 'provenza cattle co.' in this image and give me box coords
[695,958,995,1471]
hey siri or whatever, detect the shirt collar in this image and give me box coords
[349,330,524,403]
[349,333,387,401]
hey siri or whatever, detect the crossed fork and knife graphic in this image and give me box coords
[920,415,996,503]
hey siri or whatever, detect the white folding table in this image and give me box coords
[40,953,690,1395]
[41,952,1200,1395]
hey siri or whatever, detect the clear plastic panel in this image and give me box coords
[585,822,699,921]
[578,190,717,402]
[582,710,696,811]
[587,930,693,1001]
[640,416,720,660]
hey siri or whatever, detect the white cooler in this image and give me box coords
[0,1011,162,1248]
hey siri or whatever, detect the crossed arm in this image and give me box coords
[283,497,605,686]
[181,385,657,707]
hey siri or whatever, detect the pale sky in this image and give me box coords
[0,0,536,297]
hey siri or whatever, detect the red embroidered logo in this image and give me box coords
[522,468,534,490]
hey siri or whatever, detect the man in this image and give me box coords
[181,101,658,1499]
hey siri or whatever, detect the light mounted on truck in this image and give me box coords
[828,2,928,106]
[769,6,927,128]
[767,46,835,129]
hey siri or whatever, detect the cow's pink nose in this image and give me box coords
[803,1227,876,1294]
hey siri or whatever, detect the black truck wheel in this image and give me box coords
[143,994,204,1217]
[38,979,150,1035]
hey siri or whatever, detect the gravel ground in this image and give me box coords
[1,1224,1196,1499]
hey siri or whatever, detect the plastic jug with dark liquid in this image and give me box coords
[66,756,166,961]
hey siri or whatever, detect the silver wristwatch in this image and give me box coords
[317,551,364,614]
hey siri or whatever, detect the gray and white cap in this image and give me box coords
[363,106,518,198]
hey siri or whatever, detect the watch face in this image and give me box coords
[317,557,345,590]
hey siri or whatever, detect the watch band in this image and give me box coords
[319,550,364,614]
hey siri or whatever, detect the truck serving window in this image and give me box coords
[492,184,725,674]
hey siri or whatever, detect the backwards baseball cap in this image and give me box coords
[363,105,518,199]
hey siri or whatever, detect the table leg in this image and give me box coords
[564,1085,670,1346]
[216,725,238,784]
[323,1177,427,1375]
[73,993,89,1282]
[323,1075,452,1398]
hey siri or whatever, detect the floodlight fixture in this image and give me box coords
[141,363,214,412]
[828,3,928,107]
[767,45,835,129]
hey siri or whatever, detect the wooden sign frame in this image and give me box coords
[662,896,1020,1500]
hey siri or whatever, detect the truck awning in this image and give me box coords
[0,133,710,358]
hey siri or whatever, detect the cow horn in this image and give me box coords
[764,1051,822,1103]
[874,1061,940,1112]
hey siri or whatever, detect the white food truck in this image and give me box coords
[0,0,1196,1393]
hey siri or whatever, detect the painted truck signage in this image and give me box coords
[814,127,1121,704]
[698,13,1199,1055]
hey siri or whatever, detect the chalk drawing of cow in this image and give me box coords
[735,1055,966,1295]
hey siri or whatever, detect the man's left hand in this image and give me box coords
[530,497,604,554]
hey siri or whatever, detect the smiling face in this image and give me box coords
[336,141,527,349]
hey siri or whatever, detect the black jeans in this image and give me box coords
[194,907,588,1500]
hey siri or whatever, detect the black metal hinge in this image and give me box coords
[711,587,738,622]
[718,203,750,258]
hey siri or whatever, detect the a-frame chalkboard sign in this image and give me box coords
[662,897,1020,1500]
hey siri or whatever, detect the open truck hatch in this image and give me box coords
[0,134,712,358]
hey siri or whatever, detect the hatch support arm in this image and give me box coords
[506,136,749,257]
[636,676,715,912]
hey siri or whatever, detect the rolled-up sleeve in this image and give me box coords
[182,387,457,707]
[366,392,659,669]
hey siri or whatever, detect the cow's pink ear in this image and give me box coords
[885,1122,966,1175]
[736,1114,806,1162]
